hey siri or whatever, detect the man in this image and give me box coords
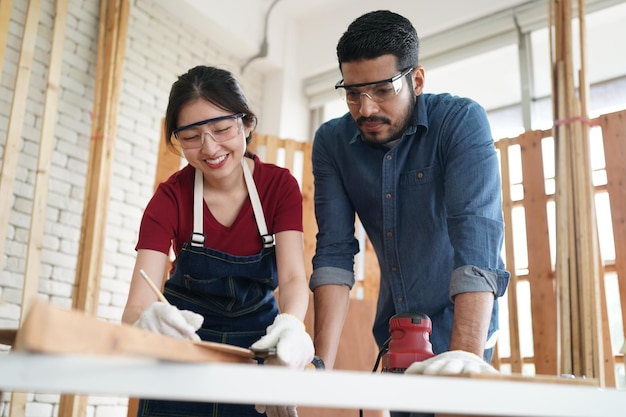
[309,9,510,404]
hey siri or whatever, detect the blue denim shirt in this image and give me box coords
[310,93,510,354]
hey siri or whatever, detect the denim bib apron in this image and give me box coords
[137,160,278,417]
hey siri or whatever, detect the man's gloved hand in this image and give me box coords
[255,404,298,417]
[133,302,203,341]
[250,313,315,370]
[404,350,499,375]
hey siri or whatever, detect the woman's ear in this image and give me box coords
[244,115,257,136]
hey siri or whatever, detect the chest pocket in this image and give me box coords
[398,165,445,223]
[399,165,439,187]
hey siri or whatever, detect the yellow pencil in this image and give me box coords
[139,269,170,305]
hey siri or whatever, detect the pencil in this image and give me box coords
[139,269,170,305]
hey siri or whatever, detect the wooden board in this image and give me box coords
[451,371,597,386]
[13,300,255,364]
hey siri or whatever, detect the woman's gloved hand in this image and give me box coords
[255,404,298,417]
[250,313,315,370]
[404,350,499,375]
[133,302,203,341]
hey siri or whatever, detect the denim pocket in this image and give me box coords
[399,165,440,186]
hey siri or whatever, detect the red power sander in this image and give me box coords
[380,312,435,373]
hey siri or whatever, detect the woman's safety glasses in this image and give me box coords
[173,113,246,149]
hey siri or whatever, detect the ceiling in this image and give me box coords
[144,0,626,123]
[151,0,535,76]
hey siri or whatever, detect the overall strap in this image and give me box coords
[241,158,274,248]
[191,169,205,247]
[191,159,274,248]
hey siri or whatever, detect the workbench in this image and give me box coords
[0,352,624,417]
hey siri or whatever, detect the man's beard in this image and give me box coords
[356,100,415,146]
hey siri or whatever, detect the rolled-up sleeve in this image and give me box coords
[310,266,355,290]
[449,265,497,298]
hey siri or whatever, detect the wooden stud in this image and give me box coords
[283,138,297,173]
[22,0,69,327]
[496,142,523,373]
[60,1,130,416]
[2,1,43,416]
[0,0,42,285]
[0,0,13,85]
[599,110,626,340]
[264,134,279,165]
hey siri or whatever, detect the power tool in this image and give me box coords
[380,312,435,373]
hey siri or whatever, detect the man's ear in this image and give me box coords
[412,66,425,96]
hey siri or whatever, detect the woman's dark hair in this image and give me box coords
[165,65,257,153]
[336,10,419,72]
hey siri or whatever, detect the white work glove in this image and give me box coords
[250,313,315,370]
[255,404,298,417]
[133,302,203,342]
[405,350,499,375]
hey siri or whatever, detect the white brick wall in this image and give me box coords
[0,0,265,415]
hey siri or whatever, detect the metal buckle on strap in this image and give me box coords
[190,232,205,247]
[261,234,275,248]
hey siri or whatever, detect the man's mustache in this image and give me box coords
[357,116,390,126]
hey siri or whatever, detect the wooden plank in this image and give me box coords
[74,0,129,314]
[0,0,13,85]
[22,0,68,328]
[599,110,626,341]
[550,0,603,382]
[498,143,523,373]
[283,138,297,173]
[263,134,278,164]
[154,119,181,191]
[0,0,41,290]
[598,261,616,387]
[519,130,558,375]
[554,61,576,376]
[14,300,254,364]
[4,2,44,416]
[74,0,130,312]
[62,1,130,415]
[448,371,597,386]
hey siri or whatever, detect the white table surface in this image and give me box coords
[0,352,624,416]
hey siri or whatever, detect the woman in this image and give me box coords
[122,65,313,417]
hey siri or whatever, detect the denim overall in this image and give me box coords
[137,161,278,417]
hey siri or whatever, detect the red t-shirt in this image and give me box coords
[136,155,302,268]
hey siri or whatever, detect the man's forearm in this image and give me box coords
[312,284,351,369]
[449,291,494,356]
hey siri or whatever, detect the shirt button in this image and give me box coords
[386,231,393,238]
[417,172,424,179]
[391,266,397,272]
[397,297,404,303]
[385,193,392,200]
[386,155,392,161]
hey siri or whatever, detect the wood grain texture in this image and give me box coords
[14,300,255,364]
